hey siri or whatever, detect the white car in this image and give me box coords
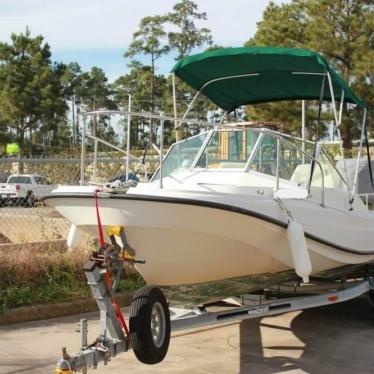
[0,174,54,207]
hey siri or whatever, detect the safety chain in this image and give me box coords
[274,196,293,222]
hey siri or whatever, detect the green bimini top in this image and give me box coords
[171,47,366,111]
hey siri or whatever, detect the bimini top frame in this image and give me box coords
[171,47,368,204]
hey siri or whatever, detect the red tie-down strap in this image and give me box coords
[104,272,130,336]
[94,189,105,246]
[94,190,130,337]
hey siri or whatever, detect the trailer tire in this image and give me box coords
[129,286,170,364]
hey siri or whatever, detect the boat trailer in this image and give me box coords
[55,229,374,373]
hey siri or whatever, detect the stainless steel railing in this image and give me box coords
[80,110,326,206]
[85,135,145,182]
[274,134,325,206]
[81,110,216,185]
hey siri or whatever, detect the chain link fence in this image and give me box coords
[0,154,158,249]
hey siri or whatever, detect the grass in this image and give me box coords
[0,245,145,312]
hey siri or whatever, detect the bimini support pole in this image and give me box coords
[172,74,180,141]
[301,100,306,164]
[307,74,325,196]
[175,89,201,142]
[177,72,259,138]
[181,90,201,122]
[327,72,351,203]
[159,113,164,189]
[336,89,351,194]
[172,73,178,129]
[219,110,228,126]
[352,107,368,197]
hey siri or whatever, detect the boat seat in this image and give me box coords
[290,164,311,186]
[291,164,345,188]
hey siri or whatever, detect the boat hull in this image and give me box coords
[45,194,374,287]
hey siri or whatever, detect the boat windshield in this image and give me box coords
[154,132,208,180]
[156,127,346,190]
[248,131,345,189]
[195,129,260,169]
[312,146,346,189]
[249,132,314,186]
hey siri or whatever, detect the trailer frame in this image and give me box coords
[56,259,374,372]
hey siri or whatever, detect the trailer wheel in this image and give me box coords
[129,286,170,364]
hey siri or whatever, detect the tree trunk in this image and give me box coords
[18,128,24,156]
[18,129,25,173]
[76,105,81,147]
[341,105,353,158]
[341,119,353,158]
[29,128,32,156]
[175,87,183,142]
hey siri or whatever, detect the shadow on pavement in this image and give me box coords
[239,296,374,373]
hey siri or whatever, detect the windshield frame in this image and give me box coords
[151,130,211,181]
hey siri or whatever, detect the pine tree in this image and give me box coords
[0,28,67,155]
[245,0,373,149]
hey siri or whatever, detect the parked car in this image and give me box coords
[0,174,54,207]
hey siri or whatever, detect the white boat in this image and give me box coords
[44,47,373,306]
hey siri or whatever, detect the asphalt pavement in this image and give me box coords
[1,297,374,374]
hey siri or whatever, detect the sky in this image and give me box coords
[0,0,288,82]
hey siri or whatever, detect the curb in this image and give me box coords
[0,292,134,326]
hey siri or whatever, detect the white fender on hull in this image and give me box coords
[67,224,86,250]
[287,220,312,283]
